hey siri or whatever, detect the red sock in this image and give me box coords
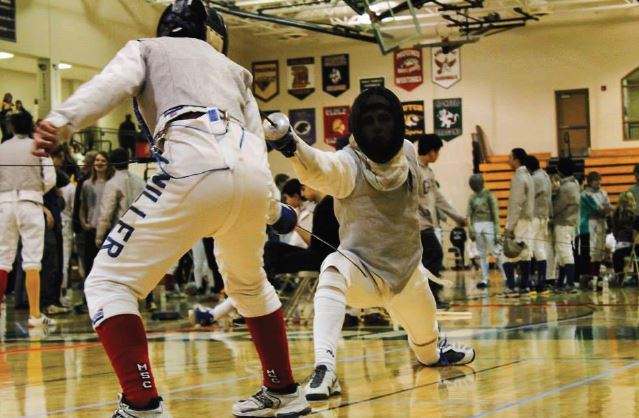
[0,270,7,308]
[95,314,158,409]
[245,308,295,391]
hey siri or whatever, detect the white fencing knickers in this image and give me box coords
[508,219,533,262]
[554,225,575,266]
[85,115,281,328]
[531,217,549,261]
[0,199,45,272]
[318,250,440,365]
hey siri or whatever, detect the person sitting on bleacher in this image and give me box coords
[626,164,639,214]
[611,191,639,285]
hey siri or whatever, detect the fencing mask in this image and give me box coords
[157,0,228,55]
[350,87,405,164]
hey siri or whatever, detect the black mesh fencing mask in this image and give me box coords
[157,0,228,54]
[350,87,405,164]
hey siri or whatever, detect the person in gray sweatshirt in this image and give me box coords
[552,158,581,292]
[503,148,535,296]
[525,155,553,294]
[467,174,504,288]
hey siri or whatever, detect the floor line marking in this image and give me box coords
[13,313,593,417]
[468,359,639,418]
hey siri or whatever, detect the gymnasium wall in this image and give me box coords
[236,15,639,218]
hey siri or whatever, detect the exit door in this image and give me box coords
[555,89,590,157]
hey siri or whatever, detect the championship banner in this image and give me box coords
[431,47,461,89]
[0,0,16,42]
[287,57,315,100]
[359,77,384,92]
[433,98,462,141]
[322,54,349,97]
[252,60,279,102]
[394,48,423,92]
[402,101,425,142]
[289,108,316,146]
[323,106,350,147]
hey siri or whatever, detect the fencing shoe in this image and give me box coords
[232,385,311,417]
[304,365,341,400]
[188,304,214,326]
[429,337,476,366]
[28,314,55,328]
[111,394,172,418]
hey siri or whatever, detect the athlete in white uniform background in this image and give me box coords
[0,111,56,327]
[32,1,309,417]
[265,87,475,401]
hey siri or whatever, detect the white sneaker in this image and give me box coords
[304,365,341,400]
[428,337,476,366]
[111,394,172,418]
[232,385,311,417]
[28,314,56,328]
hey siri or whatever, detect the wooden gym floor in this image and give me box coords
[1,270,639,418]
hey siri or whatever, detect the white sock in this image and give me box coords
[313,285,346,370]
[212,298,235,320]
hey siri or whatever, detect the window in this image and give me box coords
[622,67,639,141]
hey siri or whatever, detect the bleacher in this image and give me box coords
[479,149,639,225]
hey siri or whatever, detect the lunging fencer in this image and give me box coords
[264,87,475,401]
[32,1,310,417]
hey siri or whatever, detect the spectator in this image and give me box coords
[611,191,639,284]
[502,148,535,297]
[0,92,15,142]
[526,155,553,294]
[553,158,581,293]
[118,114,137,158]
[416,134,465,307]
[72,150,97,279]
[0,110,56,326]
[280,178,315,249]
[581,171,612,286]
[15,100,24,112]
[95,148,145,246]
[56,168,76,306]
[40,173,71,316]
[626,164,639,214]
[80,151,113,277]
[467,174,503,289]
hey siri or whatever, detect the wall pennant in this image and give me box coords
[402,101,425,142]
[431,47,461,89]
[394,48,423,92]
[252,60,279,102]
[322,54,350,97]
[287,57,315,100]
[289,108,316,146]
[323,106,350,147]
[433,98,462,141]
[359,77,385,92]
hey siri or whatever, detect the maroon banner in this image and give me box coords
[394,48,423,92]
[323,106,350,148]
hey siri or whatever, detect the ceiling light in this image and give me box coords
[58,62,72,70]
[0,51,14,60]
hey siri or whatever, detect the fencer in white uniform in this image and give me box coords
[265,87,475,401]
[0,111,56,328]
[32,2,310,417]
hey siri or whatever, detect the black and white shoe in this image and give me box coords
[304,365,341,400]
[111,394,172,417]
[430,337,476,366]
[232,385,311,417]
